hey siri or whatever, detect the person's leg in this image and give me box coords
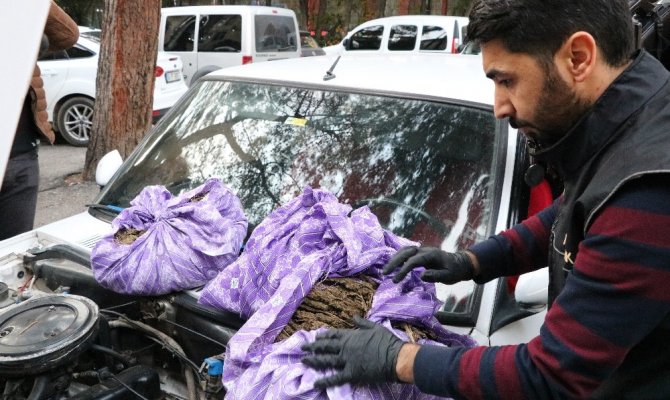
[0,151,39,240]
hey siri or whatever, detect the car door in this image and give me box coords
[37,49,71,112]
[163,13,198,85]
[197,13,242,69]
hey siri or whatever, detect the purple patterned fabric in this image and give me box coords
[91,178,247,295]
[199,187,475,399]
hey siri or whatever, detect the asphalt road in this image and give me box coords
[35,142,100,228]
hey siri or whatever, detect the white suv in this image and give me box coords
[37,28,188,146]
[324,15,469,55]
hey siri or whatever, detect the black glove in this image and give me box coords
[301,316,405,389]
[382,246,475,284]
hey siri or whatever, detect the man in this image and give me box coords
[301,0,670,398]
[0,2,78,240]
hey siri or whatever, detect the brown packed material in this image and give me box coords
[276,275,435,342]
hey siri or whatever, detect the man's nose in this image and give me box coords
[493,91,514,120]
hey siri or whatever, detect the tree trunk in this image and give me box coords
[377,0,387,18]
[344,0,354,29]
[398,0,410,15]
[421,0,432,14]
[317,0,328,32]
[441,0,449,15]
[83,0,160,181]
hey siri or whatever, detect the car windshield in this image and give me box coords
[97,79,501,250]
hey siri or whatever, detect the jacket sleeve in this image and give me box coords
[44,1,79,52]
[413,177,670,399]
[468,198,558,283]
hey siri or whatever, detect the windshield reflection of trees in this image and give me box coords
[104,81,496,247]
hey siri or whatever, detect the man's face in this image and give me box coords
[481,40,592,148]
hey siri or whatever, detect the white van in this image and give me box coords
[323,15,469,55]
[159,5,301,86]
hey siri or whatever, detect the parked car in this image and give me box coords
[0,51,555,398]
[37,27,188,146]
[323,15,468,56]
[300,30,326,56]
[159,5,301,86]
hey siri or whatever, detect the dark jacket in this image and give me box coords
[533,50,670,399]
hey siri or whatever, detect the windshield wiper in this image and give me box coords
[86,203,125,213]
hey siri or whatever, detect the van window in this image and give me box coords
[388,25,417,51]
[165,15,196,52]
[199,14,242,52]
[420,25,448,50]
[254,15,297,52]
[349,25,383,50]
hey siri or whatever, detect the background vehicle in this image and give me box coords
[159,5,301,86]
[300,30,326,56]
[323,15,468,56]
[37,28,188,146]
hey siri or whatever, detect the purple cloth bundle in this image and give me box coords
[91,178,248,295]
[199,187,475,399]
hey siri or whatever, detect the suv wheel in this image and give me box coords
[56,96,94,146]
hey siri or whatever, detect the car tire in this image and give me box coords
[56,96,94,147]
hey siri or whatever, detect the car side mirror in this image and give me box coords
[95,149,123,187]
[342,38,350,50]
[514,267,549,312]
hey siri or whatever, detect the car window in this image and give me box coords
[38,50,68,61]
[164,15,196,52]
[66,45,95,59]
[254,15,297,52]
[420,25,448,50]
[388,24,417,51]
[300,33,320,49]
[98,80,503,324]
[348,25,383,50]
[199,14,241,53]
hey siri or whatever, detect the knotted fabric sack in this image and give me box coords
[91,178,247,295]
[199,186,475,399]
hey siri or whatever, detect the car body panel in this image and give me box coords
[0,0,51,180]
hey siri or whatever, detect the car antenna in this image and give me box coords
[323,55,341,81]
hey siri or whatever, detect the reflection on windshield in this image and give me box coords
[99,80,498,250]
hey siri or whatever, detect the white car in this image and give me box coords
[0,53,553,398]
[323,15,469,56]
[37,28,188,146]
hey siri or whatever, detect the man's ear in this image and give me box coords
[558,32,597,83]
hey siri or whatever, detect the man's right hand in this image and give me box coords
[382,246,476,284]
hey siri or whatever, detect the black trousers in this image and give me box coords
[0,150,39,241]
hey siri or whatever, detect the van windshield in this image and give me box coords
[254,15,297,52]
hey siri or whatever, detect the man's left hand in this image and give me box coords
[301,316,405,389]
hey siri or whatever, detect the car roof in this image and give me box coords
[161,5,296,16]
[207,53,493,106]
[354,14,469,29]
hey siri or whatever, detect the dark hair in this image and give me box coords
[467,0,635,67]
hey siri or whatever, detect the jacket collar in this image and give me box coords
[530,50,669,178]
